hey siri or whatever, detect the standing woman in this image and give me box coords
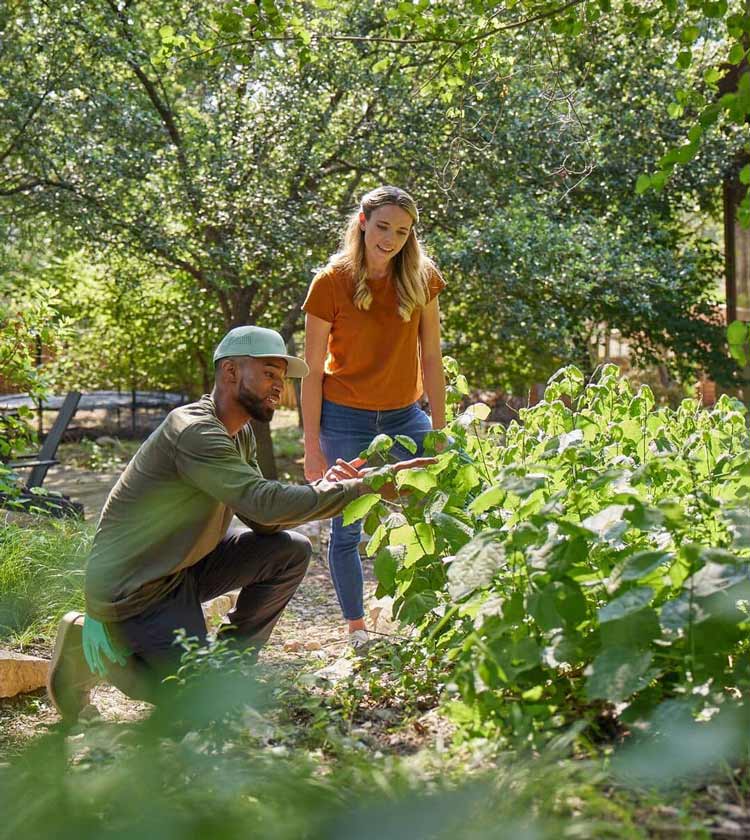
[301,185,446,648]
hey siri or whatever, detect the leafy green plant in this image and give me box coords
[345,363,750,741]
[0,288,72,503]
[0,292,65,457]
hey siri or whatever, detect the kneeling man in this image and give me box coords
[48,326,429,722]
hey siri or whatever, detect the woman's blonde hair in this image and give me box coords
[327,185,434,322]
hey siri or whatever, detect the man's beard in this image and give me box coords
[237,383,274,423]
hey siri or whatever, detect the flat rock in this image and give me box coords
[0,649,49,698]
[202,590,239,622]
[310,656,354,684]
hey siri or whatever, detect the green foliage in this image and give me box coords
[1,0,741,402]
[0,262,74,497]
[349,363,750,742]
[37,253,223,397]
[0,631,637,838]
[0,519,89,645]
[0,0,455,337]
[0,288,68,456]
[728,319,750,367]
[0,680,625,839]
[435,198,733,391]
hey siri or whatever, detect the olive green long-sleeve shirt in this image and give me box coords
[85,395,361,621]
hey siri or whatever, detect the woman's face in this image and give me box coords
[360,204,413,271]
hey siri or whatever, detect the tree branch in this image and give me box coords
[178,0,588,64]
[103,0,201,216]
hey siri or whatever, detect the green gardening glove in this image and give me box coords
[82,615,131,677]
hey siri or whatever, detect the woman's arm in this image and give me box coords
[301,313,332,481]
[419,296,446,429]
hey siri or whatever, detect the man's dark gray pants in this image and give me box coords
[104,527,312,703]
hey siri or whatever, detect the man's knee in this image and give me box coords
[287,531,313,569]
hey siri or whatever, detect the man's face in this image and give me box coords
[235,357,287,423]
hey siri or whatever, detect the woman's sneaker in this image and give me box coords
[47,612,96,724]
[348,629,373,652]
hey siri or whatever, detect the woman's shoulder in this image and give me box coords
[425,261,446,298]
[311,260,354,289]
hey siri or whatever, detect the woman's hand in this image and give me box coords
[304,446,329,482]
[323,457,367,483]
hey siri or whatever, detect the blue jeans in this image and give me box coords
[319,399,432,621]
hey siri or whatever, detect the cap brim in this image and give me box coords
[253,354,309,378]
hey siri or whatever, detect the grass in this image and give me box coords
[0,635,653,839]
[0,517,90,647]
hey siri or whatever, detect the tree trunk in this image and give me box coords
[220,286,279,477]
[286,334,304,429]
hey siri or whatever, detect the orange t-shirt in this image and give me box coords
[302,265,445,410]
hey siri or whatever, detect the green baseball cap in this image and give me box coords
[213,326,309,378]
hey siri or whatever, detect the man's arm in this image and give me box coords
[174,421,365,531]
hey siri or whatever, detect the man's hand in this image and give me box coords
[323,455,438,500]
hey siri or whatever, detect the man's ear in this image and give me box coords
[218,357,238,382]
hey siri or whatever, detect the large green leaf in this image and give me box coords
[619,550,672,582]
[600,608,660,648]
[342,493,380,526]
[447,530,506,600]
[374,546,401,595]
[468,484,505,514]
[724,508,750,549]
[389,523,431,567]
[598,587,654,623]
[727,319,749,345]
[686,562,750,598]
[394,434,418,455]
[501,473,547,498]
[365,523,387,557]
[453,464,480,495]
[395,468,437,493]
[360,434,393,460]
[432,512,474,552]
[398,590,438,624]
[585,647,656,702]
[528,581,587,631]
[581,505,629,542]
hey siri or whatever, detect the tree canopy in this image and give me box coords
[0,0,746,403]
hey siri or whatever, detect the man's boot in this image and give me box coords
[47,611,97,724]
